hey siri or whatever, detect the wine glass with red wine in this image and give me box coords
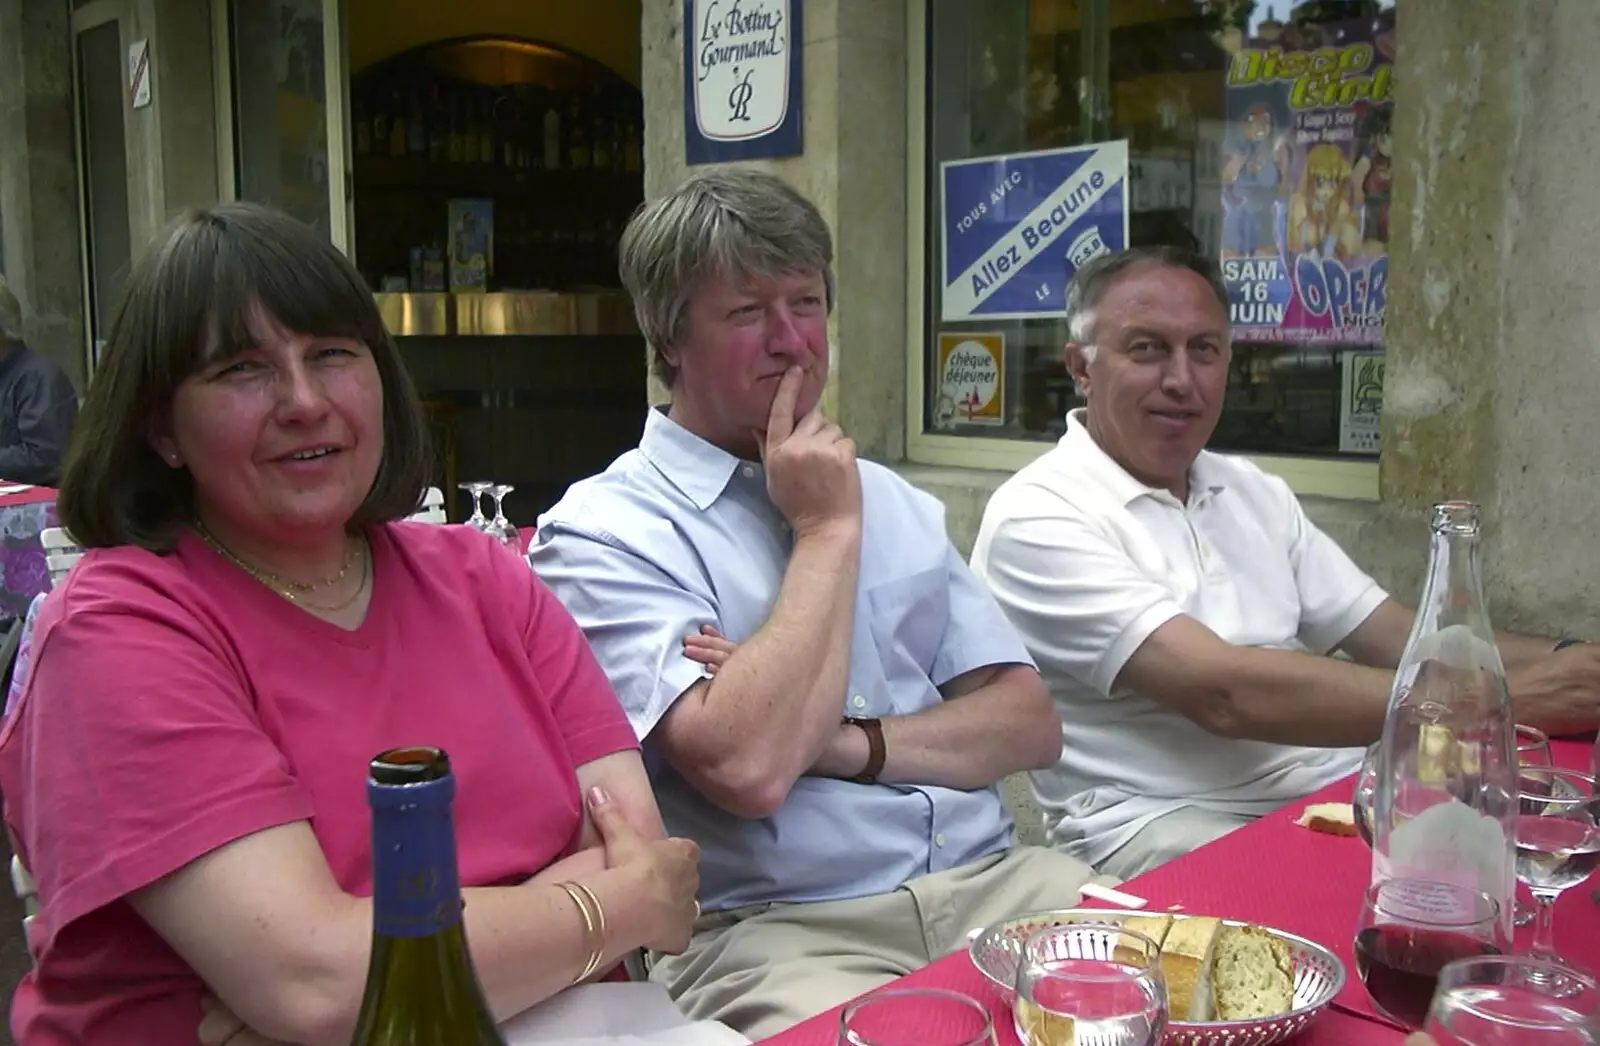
[1355,879,1507,1029]
[1515,767,1600,989]
[1425,955,1599,1044]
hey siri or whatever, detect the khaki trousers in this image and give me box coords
[648,846,1110,1040]
[1095,805,1255,881]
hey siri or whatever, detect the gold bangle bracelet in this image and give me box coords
[569,881,608,944]
[556,881,605,984]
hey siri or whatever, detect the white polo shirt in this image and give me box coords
[970,410,1384,866]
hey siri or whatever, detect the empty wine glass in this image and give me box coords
[1354,879,1507,1029]
[486,484,519,551]
[1514,767,1600,987]
[1014,923,1166,1046]
[458,481,493,531]
[837,988,995,1046]
[1425,955,1599,1044]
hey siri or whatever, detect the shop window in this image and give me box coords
[920,0,1395,464]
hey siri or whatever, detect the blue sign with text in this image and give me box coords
[684,0,803,164]
[940,142,1129,321]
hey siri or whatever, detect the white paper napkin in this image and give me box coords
[500,982,751,1046]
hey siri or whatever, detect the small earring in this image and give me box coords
[167,453,181,466]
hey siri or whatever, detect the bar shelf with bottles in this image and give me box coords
[351,59,644,312]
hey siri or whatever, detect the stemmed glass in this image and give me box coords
[1425,955,1599,1044]
[458,481,493,531]
[1354,879,1507,1029]
[1514,767,1600,986]
[1513,726,1555,927]
[486,484,519,551]
[1014,923,1166,1046]
[837,988,995,1046]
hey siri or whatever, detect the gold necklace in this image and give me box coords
[193,521,368,610]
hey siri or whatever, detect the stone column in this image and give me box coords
[639,0,909,461]
[0,0,87,389]
[1385,1,1600,636]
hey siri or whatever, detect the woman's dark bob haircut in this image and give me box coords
[57,202,431,551]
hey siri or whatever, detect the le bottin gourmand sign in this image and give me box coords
[684,0,803,164]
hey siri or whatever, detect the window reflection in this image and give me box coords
[927,0,1396,458]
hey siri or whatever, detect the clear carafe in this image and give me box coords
[1370,501,1518,941]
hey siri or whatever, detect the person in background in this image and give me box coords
[0,276,79,485]
[529,168,1108,1040]
[970,245,1600,880]
[0,203,699,1045]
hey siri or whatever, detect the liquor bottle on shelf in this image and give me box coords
[428,83,448,163]
[387,89,408,157]
[591,87,613,172]
[477,93,495,165]
[349,746,505,1046]
[496,92,517,170]
[447,89,466,164]
[567,91,591,170]
[407,86,427,158]
[543,91,563,171]
[368,90,387,159]
[353,94,372,157]
[623,98,642,174]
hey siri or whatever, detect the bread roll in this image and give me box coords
[1211,924,1295,1020]
[1112,913,1172,966]
[1158,915,1222,1021]
[1295,801,1357,836]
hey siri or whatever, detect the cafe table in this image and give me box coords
[0,483,56,623]
[759,737,1600,1046]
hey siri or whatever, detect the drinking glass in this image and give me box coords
[1515,767,1600,984]
[1512,726,1555,926]
[1355,879,1507,1029]
[1014,923,1166,1046]
[836,988,995,1046]
[458,481,493,531]
[486,484,519,551]
[1425,955,1599,1044]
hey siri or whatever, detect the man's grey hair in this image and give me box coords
[1065,246,1229,362]
[618,168,835,386]
[0,275,24,344]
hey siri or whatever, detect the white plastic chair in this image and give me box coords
[40,527,82,588]
[11,530,80,950]
[406,487,447,525]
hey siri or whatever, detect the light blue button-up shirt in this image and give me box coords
[529,409,1033,911]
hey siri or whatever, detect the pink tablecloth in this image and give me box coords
[759,737,1600,1046]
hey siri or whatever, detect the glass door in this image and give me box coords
[215,0,352,252]
[71,1,135,373]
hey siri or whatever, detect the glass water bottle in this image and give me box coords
[1370,501,1518,939]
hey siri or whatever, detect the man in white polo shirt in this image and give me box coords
[970,246,1600,879]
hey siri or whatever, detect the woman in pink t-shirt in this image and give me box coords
[0,203,700,1045]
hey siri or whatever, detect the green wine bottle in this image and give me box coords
[350,746,506,1045]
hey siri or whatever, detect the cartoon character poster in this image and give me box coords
[1220,11,1394,344]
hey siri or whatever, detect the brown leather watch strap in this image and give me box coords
[841,716,885,784]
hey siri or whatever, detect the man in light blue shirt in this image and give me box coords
[530,169,1103,1038]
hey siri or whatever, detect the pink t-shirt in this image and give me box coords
[0,522,638,1044]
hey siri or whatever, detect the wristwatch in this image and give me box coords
[841,716,885,785]
[1555,638,1588,652]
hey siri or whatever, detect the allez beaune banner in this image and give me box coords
[1221,14,1394,344]
[940,141,1129,322]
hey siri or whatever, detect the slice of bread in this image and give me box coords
[1295,801,1357,837]
[1112,913,1172,966]
[1211,924,1295,1020]
[1014,995,1075,1046]
[1158,915,1222,1021]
